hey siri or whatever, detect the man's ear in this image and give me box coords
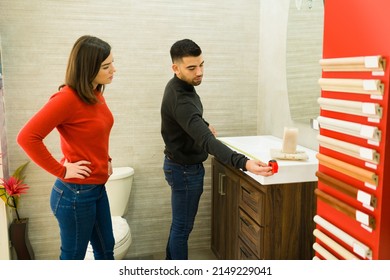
[172,64,179,75]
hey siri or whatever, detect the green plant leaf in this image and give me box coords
[12,161,29,180]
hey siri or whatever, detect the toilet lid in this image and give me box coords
[112,216,131,249]
[109,167,134,180]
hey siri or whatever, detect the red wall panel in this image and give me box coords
[317,0,390,259]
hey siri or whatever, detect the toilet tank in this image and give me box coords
[105,167,134,217]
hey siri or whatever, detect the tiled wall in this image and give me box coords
[0,1,260,259]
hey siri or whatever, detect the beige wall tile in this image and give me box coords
[0,0,260,259]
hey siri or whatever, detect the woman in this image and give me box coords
[17,35,116,260]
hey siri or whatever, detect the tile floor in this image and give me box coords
[127,248,217,260]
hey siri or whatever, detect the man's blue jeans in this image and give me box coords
[163,156,205,260]
[50,178,115,260]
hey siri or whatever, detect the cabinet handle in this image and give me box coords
[219,173,226,196]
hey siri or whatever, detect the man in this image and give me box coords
[161,39,273,260]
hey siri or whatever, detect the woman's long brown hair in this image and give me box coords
[60,35,111,104]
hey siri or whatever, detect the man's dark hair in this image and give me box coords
[170,39,202,63]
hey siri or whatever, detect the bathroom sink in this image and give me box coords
[218,135,318,185]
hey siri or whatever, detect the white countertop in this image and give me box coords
[218,135,318,185]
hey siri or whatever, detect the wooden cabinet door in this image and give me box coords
[211,158,239,259]
[211,159,226,259]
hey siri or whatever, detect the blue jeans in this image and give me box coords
[163,156,205,260]
[50,178,115,260]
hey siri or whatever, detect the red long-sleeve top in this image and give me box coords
[17,85,114,184]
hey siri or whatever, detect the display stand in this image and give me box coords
[314,0,390,260]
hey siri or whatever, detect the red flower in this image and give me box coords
[1,176,29,197]
[0,162,30,221]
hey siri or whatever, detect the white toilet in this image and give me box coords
[85,166,134,260]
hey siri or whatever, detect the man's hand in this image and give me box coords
[245,159,274,176]
[209,125,217,137]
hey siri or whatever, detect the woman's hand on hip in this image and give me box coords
[63,159,92,179]
[108,161,113,176]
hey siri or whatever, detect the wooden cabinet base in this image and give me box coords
[211,157,316,260]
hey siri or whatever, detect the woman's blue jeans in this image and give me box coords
[163,156,205,260]
[50,178,115,260]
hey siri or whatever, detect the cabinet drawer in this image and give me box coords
[238,238,258,260]
[239,180,265,225]
[238,209,263,259]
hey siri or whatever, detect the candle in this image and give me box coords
[282,127,298,154]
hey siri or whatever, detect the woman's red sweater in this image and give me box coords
[17,86,114,184]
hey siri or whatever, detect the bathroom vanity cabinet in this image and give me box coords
[211,158,317,260]
[211,136,318,260]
